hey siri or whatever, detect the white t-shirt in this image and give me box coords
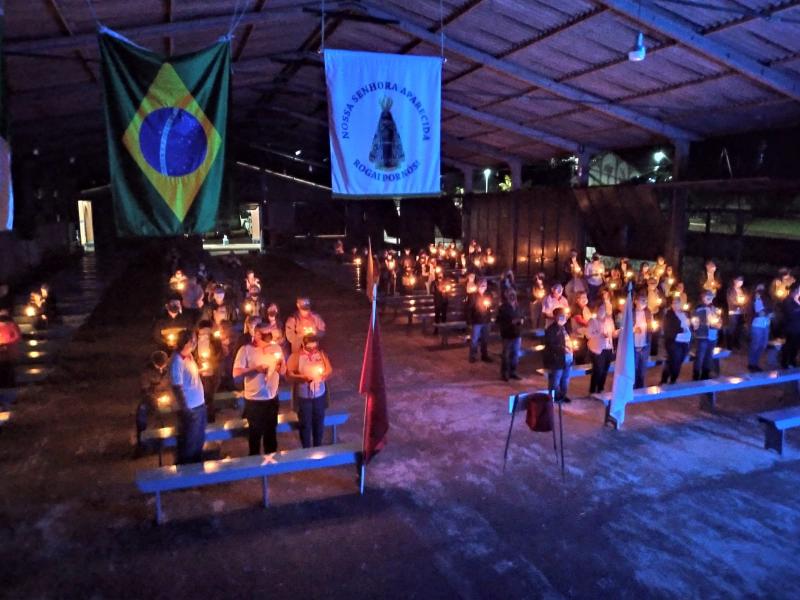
[233,342,283,401]
[169,353,205,409]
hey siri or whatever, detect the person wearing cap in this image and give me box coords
[543,307,573,402]
[170,330,206,464]
[287,335,333,448]
[285,297,326,354]
[691,291,722,381]
[136,350,171,449]
[233,322,286,455]
[747,284,772,372]
[153,293,191,352]
[202,284,238,325]
[180,274,205,324]
[241,284,266,321]
[466,278,493,364]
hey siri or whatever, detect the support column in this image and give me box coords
[509,159,522,191]
[665,139,690,269]
[576,150,592,187]
[461,166,474,195]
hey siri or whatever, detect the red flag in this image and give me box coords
[359,300,388,464]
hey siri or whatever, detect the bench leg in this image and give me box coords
[701,392,716,413]
[332,424,338,444]
[262,476,269,508]
[155,491,163,525]
[359,463,366,495]
[764,424,784,456]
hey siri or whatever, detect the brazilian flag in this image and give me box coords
[98,29,230,236]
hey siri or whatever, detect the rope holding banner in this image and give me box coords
[84,0,100,26]
[319,0,326,54]
[439,0,446,63]
[227,0,250,39]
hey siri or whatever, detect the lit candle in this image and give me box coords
[564,307,571,316]
[709,314,720,326]
[482,298,491,309]
[213,330,221,339]
[572,339,580,350]
[316,365,325,377]
[778,288,787,299]
[737,294,745,306]
[200,350,210,359]
[473,258,482,268]
[273,351,283,360]
[409,276,416,285]
[24,305,36,317]
[354,257,362,266]
[157,394,170,408]
[535,289,545,299]
[682,303,690,311]
[177,282,185,291]
[667,278,675,286]
[444,284,452,293]
[303,326,315,336]
[244,302,253,314]
[167,333,176,345]
[618,298,626,306]
[657,298,663,306]
[435,266,442,275]
[486,255,495,265]
[650,320,659,332]
[467,283,478,294]
[201,361,210,371]
[609,282,617,290]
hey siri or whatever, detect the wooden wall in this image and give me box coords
[462,188,583,280]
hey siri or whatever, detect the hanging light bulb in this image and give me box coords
[628,32,646,62]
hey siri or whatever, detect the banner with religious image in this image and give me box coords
[324,49,441,198]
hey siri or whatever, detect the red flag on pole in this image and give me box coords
[359,288,388,464]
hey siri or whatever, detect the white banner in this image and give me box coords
[324,49,441,197]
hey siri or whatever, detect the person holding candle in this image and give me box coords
[542,283,570,329]
[646,278,666,356]
[153,293,191,352]
[432,273,450,335]
[180,274,205,324]
[564,268,589,307]
[233,322,286,455]
[285,297,327,355]
[202,284,238,325]
[196,320,220,423]
[242,269,262,298]
[497,290,524,381]
[241,284,266,321]
[661,297,692,385]
[725,276,746,350]
[699,260,722,299]
[780,285,800,369]
[263,303,287,353]
[543,308,573,403]
[287,335,332,448]
[562,249,582,284]
[587,303,618,394]
[691,291,722,381]
[170,330,206,464]
[633,293,655,388]
[747,284,772,372]
[585,254,606,304]
[636,262,652,287]
[466,279,493,364]
[136,350,171,449]
[652,256,668,280]
[569,291,592,365]
[770,268,794,338]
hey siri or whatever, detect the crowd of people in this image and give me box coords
[139,248,333,465]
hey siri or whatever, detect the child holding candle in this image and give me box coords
[691,291,722,381]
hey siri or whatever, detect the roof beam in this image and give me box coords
[353,0,699,141]
[441,132,525,164]
[597,0,800,101]
[6,2,349,54]
[444,99,599,154]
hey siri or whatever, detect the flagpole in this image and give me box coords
[502,394,518,473]
[360,282,378,495]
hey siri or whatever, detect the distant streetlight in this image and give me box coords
[653,150,667,163]
[483,168,491,193]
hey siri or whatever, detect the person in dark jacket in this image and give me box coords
[747,284,772,371]
[153,293,192,352]
[543,308,574,402]
[780,285,800,368]
[466,279,493,363]
[497,290,524,381]
[660,297,692,384]
[432,274,449,335]
[691,290,722,381]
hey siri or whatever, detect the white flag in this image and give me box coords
[0,135,12,232]
[324,49,441,197]
[610,291,635,427]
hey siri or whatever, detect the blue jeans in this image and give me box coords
[177,405,207,464]
[501,337,521,377]
[634,345,650,388]
[297,395,327,448]
[748,326,769,369]
[548,357,573,400]
[469,323,490,360]
[694,338,715,380]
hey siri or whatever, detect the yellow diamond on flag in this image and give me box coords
[122,63,222,222]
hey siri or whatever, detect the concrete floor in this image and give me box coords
[1,250,799,599]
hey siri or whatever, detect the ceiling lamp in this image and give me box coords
[628,32,646,62]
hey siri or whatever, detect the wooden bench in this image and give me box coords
[535,348,731,378]
[592,368,800,429]
[757,406,800,456]
[136,442,363,524]
[141,411,350,465]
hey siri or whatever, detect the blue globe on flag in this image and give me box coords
[139,107,208,177]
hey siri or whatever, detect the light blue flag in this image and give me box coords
[610,290,635,426]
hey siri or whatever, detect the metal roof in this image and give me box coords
[7,0,800,174]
